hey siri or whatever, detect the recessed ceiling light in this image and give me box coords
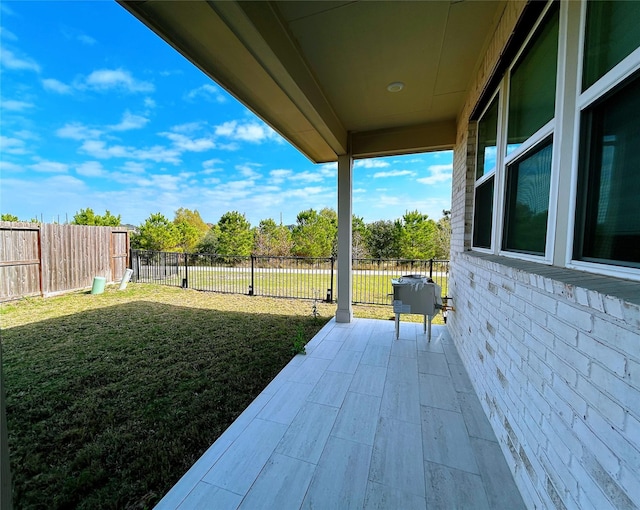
[387,82,404,93]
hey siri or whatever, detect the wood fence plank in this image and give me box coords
[0,222,129,301]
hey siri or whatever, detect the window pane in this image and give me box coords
[575,73,640,267]
[507,7,559,155]
[583,1,640,90]
[473,177,494,249]
[503,140,553,255]
[476,95,499,180]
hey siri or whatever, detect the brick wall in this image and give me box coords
[448,253,640,509]
[448,1,640,508]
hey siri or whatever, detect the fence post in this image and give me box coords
[183,253,189,289]
[249,254,255,296]
[429,258,433,279]
[327,256,335,303]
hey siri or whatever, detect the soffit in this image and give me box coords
[119,0,505,163]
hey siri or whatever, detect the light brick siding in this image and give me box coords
[447,254,640,509]
[448,1,640,509]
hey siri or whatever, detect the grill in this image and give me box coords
[392,275,443,341]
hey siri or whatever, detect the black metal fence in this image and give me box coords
[131,249,448,306]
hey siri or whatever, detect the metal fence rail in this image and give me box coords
[131,250,448,306]
[351,258,449,305]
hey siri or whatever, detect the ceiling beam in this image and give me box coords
[351,120,456,159]
[228,1,348,156]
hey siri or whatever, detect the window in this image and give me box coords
[467,0,640,279]
[477,96,499,179]
[473,177,494,249]
[574,73,640,267]
[503,139,553,255]
[473,94,499,249]
[507,9,559,155]
[583,1,640,90]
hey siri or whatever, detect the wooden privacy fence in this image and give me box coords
[0,222,129,301]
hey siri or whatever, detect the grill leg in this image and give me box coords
[395,313,400,339]
[428,316,432,342]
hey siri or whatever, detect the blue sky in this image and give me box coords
[0,1,452,227]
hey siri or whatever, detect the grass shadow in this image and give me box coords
[3,300,328,509]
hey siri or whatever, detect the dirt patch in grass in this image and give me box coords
[1,284,336,509]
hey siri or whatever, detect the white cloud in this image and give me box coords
[77,34,96,45]
[120,161,146,174]
[289,170,324,183]
[0,135,28,155]
[203,158,223,168]
[56,122,103,141]
[144,97,156,109]
[171,122,203,134]
[214,121,237,137]
[416,163,452,185]
[202,159,224,174]
[353,188,367,193]
[45,174,86,189]
[236,123,272,142]
[236,163,262,179]
[185,83,226,103]
[1,99,34,111]
[109,111,149,131]
[354,159,390,169]
[373,169,416,178]
[283,186,329,198]
[80,140,181,164]
[61,26,97,45]
[161,132,215,152]
[84,68,154,93]
[215,120,282,143]
[0,27,18,41]
[0,161,23,172]
[42,78,73,94]
[0,48,40,72]
[30,160,69,173]
[76,161,105,177]
[80,140,132,159]
[133,173,182,191]
[269,169,292,184]
[318,163,337,177]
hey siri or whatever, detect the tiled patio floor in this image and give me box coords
[155,318,526,509]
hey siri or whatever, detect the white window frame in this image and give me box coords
[470,0,640,281]
[471,88,502,254]
[565,0,640,281]
[471,0,559,264]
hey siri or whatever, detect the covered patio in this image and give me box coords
[156,318,525,509]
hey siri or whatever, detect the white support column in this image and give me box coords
[336,153,353,323]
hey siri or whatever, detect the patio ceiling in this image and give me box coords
[118,0,506,163]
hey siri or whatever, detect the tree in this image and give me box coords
[292,208,337,258]
[131,213,179,251]
[352,215,370,259]
[366,220,402,258]
[433,210,451,258]
[173,208,209,252]
[216,211,253,256]
[253,218,293,256]
[399,210,437,260]
[197,225,220,254]
[1,214,19,221]
[71,208,121,226]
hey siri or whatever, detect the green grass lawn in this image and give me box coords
[2,284,339,509]
[1,283,442,509]
[143,266,449,306]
